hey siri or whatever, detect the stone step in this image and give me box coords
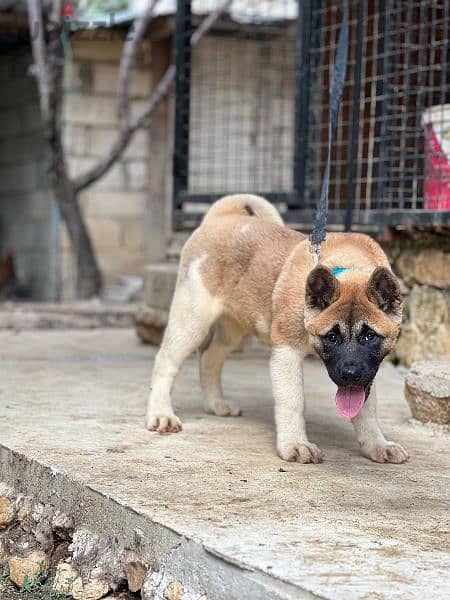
[0,329,448,600]
[405,360,450,424]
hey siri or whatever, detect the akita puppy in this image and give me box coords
[146,194,408,464]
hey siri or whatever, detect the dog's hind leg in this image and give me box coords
[146,257,222,433]
[199,316,244,417]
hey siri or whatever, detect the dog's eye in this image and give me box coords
[325,331,338,344]
[363,329,377,342]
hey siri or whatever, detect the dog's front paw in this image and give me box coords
[360,440,408,464]
[146,413,183,433]
[278,441,324,464]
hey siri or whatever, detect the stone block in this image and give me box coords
[396,249,450,290]
[143,263,178,311]
[395,285,450,367]
[405,361,450,424]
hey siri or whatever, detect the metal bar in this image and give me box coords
[173,0,192,213]
[174,208,450,230]
[292,0,313,207]
[375,0,390,207]
[345,0,365,231]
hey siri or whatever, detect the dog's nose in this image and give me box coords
[341,364,361,384]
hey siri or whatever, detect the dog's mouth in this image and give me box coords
[335,384,371,419]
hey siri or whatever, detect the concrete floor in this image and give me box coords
[0,329,449,600]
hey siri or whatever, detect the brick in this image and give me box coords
[87,217,122,250]
[82,190,146,217]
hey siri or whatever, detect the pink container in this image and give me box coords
[423,105,450,210]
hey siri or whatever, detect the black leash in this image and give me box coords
[309,1,349,261]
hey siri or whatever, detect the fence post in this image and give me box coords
[293,0,313,208]
[173,0,192,217]
[345,0,364,231]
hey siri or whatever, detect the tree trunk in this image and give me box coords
[51,164,102,298]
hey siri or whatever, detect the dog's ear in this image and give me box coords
[306,265,340,310]
[367,267,402,315]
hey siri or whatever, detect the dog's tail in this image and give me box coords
[202,194,283,226]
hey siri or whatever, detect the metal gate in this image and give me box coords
[173,0,450,230]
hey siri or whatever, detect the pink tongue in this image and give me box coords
[335,386,365,419]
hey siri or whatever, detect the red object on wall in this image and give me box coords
[62,1,74,18]
[423,106,450,210]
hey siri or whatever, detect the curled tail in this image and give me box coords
[202,194,283,226]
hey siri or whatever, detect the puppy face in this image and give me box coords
[304,265,403,398]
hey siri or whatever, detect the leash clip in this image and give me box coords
[309,241,321,264]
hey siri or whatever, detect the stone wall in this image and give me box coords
[0,49,59,300]
[60,35,155,299]
[385,236,450,367]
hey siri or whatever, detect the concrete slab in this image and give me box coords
[0,329,449,599]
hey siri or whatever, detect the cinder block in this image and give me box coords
[64,92,118,126]
[143,263,179,310]
[82,190,146,217]
[63,124,90,156]
[88,127,117,157]
[99,249,147,278]
[122,218,146,249]
[87,217,122,249]
[125,159,149,191]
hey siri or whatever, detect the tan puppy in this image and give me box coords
[147,194,408,464]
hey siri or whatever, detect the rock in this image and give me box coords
[396,249,450,289]
[51,511,74,539]
[395,285,450,366]
[16,495,32,526]
[0,496,16,530]
[53,562,110,600]
[0,538,10,566]
[50,542,70,575]
[143,263,178,310]
[121,549,146,592]
[69,529,124,591]
[164,580,183,600]
[135,305,168,345]
[8,549,49,588]
[405,361,450,424]
[53,562,80,596]
[34,521,54,551]
[141,569,164,599]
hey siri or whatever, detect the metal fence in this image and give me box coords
[173,0,450,230]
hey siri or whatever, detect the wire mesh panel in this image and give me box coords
[173,0,450,229]
[298,0,450,226]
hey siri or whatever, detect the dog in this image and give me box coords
[146,194,408,464]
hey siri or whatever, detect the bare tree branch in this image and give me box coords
[74,0,232,193]
[27,0,50,122]
[117,0,161,124]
